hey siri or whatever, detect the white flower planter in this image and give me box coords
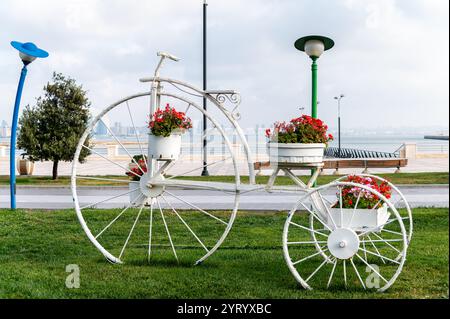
[326,204,391,231]
[148,133,182,160]
[129,183,145,206]
[267,143,325,164]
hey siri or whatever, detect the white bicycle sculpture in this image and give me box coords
[71,52,413,292]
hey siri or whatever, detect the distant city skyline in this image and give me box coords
[0,115,448,140]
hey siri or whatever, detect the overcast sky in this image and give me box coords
[0,0,448,131]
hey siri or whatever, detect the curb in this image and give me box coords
[1,183,448,190]
[0,184,449,189]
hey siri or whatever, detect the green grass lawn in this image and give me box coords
[0,172,448,186]
[0,208,447,299]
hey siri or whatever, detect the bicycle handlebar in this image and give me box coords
[157,51,180,62]
[153,51,180,77]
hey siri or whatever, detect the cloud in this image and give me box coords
[0,0,448,131]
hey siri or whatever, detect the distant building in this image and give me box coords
[127,127,135,136]
[112,122,127,136]
[94,120,108,136]
[0,120,11,138]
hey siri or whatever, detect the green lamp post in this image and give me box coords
[295,36,334,185]
[294,35,334,119]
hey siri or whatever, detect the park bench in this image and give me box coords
[254,158,409,175]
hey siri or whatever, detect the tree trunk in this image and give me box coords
[52,160,59,180]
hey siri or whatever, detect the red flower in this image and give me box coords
[338,175,392,209]
[149,104,193,137]
[267,114,333,144]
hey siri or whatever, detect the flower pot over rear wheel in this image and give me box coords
[324,205,391,232]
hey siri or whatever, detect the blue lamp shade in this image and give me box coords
[11,41,49,64]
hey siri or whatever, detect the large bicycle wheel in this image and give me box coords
[71,92,240,265]
[283,182,408,292]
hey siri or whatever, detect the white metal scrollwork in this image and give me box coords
[210,92,242,120]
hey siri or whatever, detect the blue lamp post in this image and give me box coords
[9,41,49,209]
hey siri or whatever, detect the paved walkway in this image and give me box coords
[1,185,448,210]
[0,157,448,176]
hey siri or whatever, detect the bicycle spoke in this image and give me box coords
[321,195,334,206]
[343,259,347,287]
[148,199,154,262]
[165,190,228,225]
[370,200,382,212]
[347,192,362,228]
[82,145,141,179]
[184,103,191,114]
[360,238,403,244]
[358,218,399,237]
[356,253,388,283]
[339,187,344,228]
[119,203,145,260]
[327,259,338,288]
[370,233,402,254]
[300,203,333,232]
[350,258,366,289]
[318,192,337,229]
[77,176,138,185]
[292,247,329,266]
[167,157,232,180]
[201,127,219,140]
[126,101,148,170]
[359,248,400,265]
[382,218,399,228]
[366,234,386,264]
[362,240,368,261]
[381,228,403,237]
[100,118,146,175]
[80,188,136,210]
[156,198,178,262]
[305,259,328,283]
[287,241,328,245]
[289,221,329,238]
[95,199,140,239]
[161,195,209,252]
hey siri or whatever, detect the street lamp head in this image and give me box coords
[340,94,345,98]
[11,41,49,65]
[295,35,334,59]
[305,40,325,59]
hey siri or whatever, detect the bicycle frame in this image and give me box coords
[142,53,256,184]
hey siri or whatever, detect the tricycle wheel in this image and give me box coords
[283,181,408,291]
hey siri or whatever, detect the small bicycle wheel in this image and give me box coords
[71,92,240,265]
[283,182,408,292]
